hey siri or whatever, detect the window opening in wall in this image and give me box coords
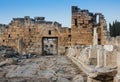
[8,34,10,38]
[29,28,31,32]
[98,39,101,41]
[49,30,51,35]
[74,19,77,26]
[68,35,71,37]
[96,15,99,24]
[50,44,53,48]
[68,35,71,41]
[98,39,101,44]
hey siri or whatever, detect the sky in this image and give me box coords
[0,0,120,28]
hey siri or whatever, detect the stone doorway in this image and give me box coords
[42,37,58,55]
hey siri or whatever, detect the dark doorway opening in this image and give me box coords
[42,37,58,56]
[74,19,77,26]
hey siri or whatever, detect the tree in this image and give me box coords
[109,20,120,37]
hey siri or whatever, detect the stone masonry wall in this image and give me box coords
[0,16,71,55]
[0,6,108,55]
[71,6,107,45]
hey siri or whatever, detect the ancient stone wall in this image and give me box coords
[0,16,70,55]
[0,6,108,55]
[71,6,107,45]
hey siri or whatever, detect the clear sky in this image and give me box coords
[0,0,120,28]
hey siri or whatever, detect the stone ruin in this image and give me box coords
[0,16,70,56]
[71,6,108,45]
[0,6,120,82]
[66,36,120,82]
[0,6,108,56]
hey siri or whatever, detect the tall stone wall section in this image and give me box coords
[71,6,107,45]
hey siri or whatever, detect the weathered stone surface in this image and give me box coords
[0,5,120,82]
[72,75,84,82]
[104,45,113,51]
[0,72,6,77]
[0,77,51,82]
[0,58,15,67]
[57,77,70,82]
[0,6,107,56]
[66,41,120,82]
[0,46,19,58]
[0,56,86,82]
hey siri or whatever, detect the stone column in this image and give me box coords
[88,45,92,58]
[88,45,95,65]
[89,45,97,65]
[96,45,104,68]
[104,50,107,67]
[93,27,98,45]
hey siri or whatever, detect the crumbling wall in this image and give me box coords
[71,6,107,45]
[0,16,70,55]
[0,6,108,55]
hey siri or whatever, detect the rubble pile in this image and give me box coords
[0,46,19,58]
[0,46,19,67]
[0,45,38,67]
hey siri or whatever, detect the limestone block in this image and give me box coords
[104,45,113,51]
[72,75,84,82]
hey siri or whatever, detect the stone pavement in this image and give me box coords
[0,55,87,82]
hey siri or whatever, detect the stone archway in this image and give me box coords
[42,37,58,55]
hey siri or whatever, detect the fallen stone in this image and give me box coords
[57,77,70,82]
[72,75,84,82]
[0,58,14,67]
[38,70,56,78]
